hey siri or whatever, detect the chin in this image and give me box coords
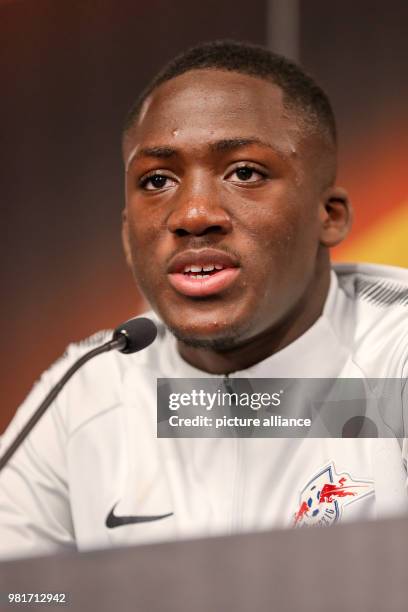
[170,329,239,351]
[165,315,253,352]
[152,290,260,349]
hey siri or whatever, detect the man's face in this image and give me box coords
[123,69,337,348]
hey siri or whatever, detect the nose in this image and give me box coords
[167,183,233,237]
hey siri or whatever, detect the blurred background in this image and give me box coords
[1,0,407,431]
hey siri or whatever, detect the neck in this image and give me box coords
[177,257,332,374]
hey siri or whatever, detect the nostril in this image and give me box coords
[175,228,190,237]
[173,225,226,238]
[195,225,226,237]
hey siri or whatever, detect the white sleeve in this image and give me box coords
[0,357,76,560]
[402,355,408,478]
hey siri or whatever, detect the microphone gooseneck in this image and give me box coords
[0,318,157,472]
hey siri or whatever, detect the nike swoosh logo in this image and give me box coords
[106,503,174,528]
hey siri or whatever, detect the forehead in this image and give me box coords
[124,69,302,160]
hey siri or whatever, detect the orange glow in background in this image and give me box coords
[334,116,408,267]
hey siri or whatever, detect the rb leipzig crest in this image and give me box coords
[293,462,373,527]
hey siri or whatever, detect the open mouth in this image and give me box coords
[183,264,224,279]
[167,249,241,297]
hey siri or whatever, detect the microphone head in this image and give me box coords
[113,317,157,354]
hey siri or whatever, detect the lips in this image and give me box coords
[167,248,240,297]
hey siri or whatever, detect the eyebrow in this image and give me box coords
[126,136,283,170]
[210,137,276,153]
[136,146,175,159]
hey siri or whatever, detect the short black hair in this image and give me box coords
[123,40,337,145]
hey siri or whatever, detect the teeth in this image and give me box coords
[183,263,224,273]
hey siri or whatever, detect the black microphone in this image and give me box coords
[0,317,157,472]
[112,317,157,354]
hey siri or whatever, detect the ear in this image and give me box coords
[121,208,133,269]
[319,186,353,248]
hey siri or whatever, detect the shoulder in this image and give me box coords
[333,263,408,377]
[334,262,408,302]
[21,312,170,437]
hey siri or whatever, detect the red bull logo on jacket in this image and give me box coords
[293,462,374,527]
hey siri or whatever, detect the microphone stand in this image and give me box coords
[0,336,125,472]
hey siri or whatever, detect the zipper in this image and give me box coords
[224,375,244,532]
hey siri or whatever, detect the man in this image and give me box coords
[1,40,407,559]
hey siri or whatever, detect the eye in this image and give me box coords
[139,173,177,191]
[226,165,267,184]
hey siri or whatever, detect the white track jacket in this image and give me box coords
[0,263,407,559]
